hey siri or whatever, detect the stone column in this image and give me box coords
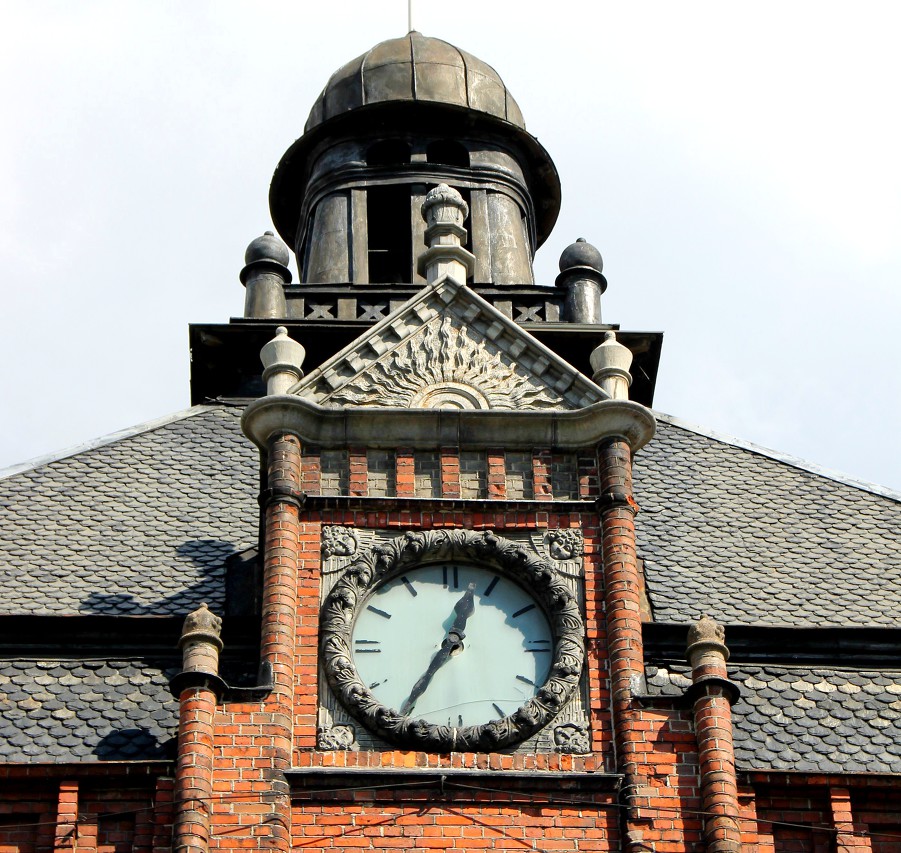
[416,184,475,285]
[171,603,225,853]
[596,438,649,853]
[258,432,303,853]
[242,232,291,319]
[686,616,742,853]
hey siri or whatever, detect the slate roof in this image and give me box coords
[0,657,179,762]
[645,663,901,774]
[634,415,901,628]
[1,403,899,771]
[0,405,258,616]
[2,405,899,626]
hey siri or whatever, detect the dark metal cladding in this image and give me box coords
[304,33,524,134]
[270,33,561,259]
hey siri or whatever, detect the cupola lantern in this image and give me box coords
[268,32,561,287]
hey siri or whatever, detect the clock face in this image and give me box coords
[351,563,553,728]
[320,528,584,752]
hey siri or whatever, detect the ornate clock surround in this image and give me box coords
[319,529,586,753]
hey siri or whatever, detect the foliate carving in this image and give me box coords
[545,529,584,561]
[317,723,356,751]
[320,529,585,752]
[321,315,565,411]
[321,526,359,558]
[178,602,223,649]
[553,722,590,754]
[687,615,725,647]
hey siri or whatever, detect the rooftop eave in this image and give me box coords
[241,396,656,454]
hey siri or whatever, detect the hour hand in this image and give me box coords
[451,582,477,633]
[399,633,458,716]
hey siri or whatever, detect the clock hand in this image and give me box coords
[399,583,477,716]
[450,582,476,633]
[399,633,457,715]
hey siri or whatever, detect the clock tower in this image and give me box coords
[181,30,664,853]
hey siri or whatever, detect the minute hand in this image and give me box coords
[399,583,476,716]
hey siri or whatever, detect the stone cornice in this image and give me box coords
[241,395,656,452]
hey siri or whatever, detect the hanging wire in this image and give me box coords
[2,776,901,844]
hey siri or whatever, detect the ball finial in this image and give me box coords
[245,231,290,267]
[559,237,603,274]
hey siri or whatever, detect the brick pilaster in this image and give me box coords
[396,448,415,497]
[152,777,176,853]
[53,780,78,852]
[172,603,223,853]
[259,432,302,853]
[348,446,367,496]
[687,617,742,853]
[830,787,871,852]
[174,688,217,853]
[487,450,506,499]
[596,437,648,852]
[440,447,461,498]
[533,449,553,500]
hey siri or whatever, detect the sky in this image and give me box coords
[1,1,900,492]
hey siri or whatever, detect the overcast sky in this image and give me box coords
[2,1,900,492]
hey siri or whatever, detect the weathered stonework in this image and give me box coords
[289,276,608,412]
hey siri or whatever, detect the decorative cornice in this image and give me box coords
[258,485,306,510]
[168,671,228,701]
[243,396,655,453]
[684,675,741,706]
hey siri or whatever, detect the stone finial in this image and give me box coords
[589,331,633,400]
[178,603,223,675]
[241,231,292,319]
[416,183,476,285]
[556,237,607,324]
[260,326,305,395]
[686,615,729,672]
[421,183,469,227]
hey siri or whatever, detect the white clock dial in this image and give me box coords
[351,563,553,728]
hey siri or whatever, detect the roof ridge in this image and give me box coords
[653,411,901,503]
[0,405,219,480]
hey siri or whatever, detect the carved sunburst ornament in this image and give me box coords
[321,315,564,410]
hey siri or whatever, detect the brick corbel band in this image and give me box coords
[686,617,742,853]
[258,432,302,853]
[596,437,650,853]
[172,603,223,853]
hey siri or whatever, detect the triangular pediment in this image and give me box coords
[290,277,607,410]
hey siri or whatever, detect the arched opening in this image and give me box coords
[426,140,469,168]
[367,185,412,283]
[367,139,412,167]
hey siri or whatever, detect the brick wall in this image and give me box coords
[297,448,589,501]
[290,788,621,852]
[0,774,169,853]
